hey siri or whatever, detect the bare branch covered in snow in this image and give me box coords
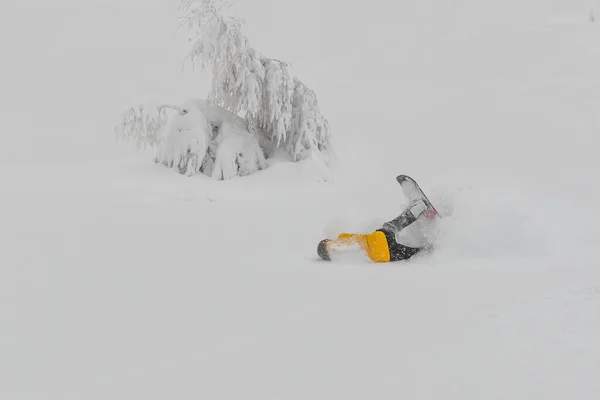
[114,101,188,149]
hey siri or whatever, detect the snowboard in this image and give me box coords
[316,175,439,261]
[395,175,439,220]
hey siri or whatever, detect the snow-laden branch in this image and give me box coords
[114,103,189,149]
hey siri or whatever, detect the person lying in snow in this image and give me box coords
[317,175,439,262]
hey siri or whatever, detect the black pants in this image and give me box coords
[377,229,421,261]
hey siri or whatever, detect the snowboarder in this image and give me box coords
[317,175,439,262]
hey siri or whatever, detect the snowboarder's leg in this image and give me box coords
[317,230,420,262]
[376,228,421,261]
[381,199,428,232]
[361,231,391,262]
[318,231,390,262]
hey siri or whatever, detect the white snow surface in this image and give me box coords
[2,0,600,399]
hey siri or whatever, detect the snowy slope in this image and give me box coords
[2,1,600,399]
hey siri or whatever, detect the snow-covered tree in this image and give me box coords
[180,0,332,162]
[116,98,268,178]
[115,0,332,180]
